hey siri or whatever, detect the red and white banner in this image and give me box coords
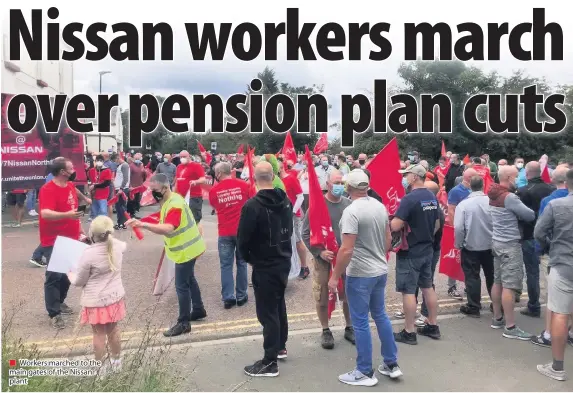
[438,225,464,281]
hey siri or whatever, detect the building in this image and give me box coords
[2,23,123,153]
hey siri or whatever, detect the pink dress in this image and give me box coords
[80,299,126,325]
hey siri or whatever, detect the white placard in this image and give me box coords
[47,236,89,274]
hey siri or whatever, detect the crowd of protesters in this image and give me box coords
[10,141,573,383]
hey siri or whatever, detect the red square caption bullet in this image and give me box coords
[9,360,16,367]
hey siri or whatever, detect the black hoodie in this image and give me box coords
[237,188,293,273]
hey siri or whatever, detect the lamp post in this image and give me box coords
[98,71,111,152]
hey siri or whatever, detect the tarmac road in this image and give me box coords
[1,202,534,356]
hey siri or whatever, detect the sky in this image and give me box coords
[2,0,573,139]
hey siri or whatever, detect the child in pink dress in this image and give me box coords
[68,216,126,371]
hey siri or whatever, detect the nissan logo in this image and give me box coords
[15,136,26,145]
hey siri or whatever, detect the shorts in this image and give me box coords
[312,257,345,307]
[547,268,573,315]
[293,216,303,243]
[493,240,523,291]
[7,192,26,207]
[189,197,203,223]
[396,255,433,294]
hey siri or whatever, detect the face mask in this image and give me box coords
[408,155,415,161]
[95,161,103,168]
[516,163,524,169]
[302,164,307,169]
[163,158,168,163]
[359,159,366,165]
[402,177,409,189]
[134,160,142,165]
[152,189,165,202]
[439,162,445,168]
[332,184,345,197]
[180,158,189,165]
[321,161,328,167]
[67,171,77,182]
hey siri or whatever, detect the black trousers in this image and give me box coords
[461,248,494,311]
[43,246,71,318]
[127,193,142,216]
[252,269,288,363]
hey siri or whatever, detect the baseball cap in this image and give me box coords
[399,164,427,177]
[346,169,370,190]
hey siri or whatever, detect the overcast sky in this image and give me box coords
[3,0,572,137]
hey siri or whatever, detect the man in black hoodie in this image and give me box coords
[238,161,293,378]
[445,154,465,193]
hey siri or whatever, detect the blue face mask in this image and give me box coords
[135,160,142,165]
[332,184,345,197]
[402,177,409,189]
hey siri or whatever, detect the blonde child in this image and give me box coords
[68,216,126,371]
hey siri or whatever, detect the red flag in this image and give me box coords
[130,184,147,200]
[463,154,470,165]
[237,144,244,155]
[140,211,161,224]
[365,138,404,216]
[472,164,493,194]
[313,133,328,154]
[541,165,551,183]
[438,225,464,281]
[245,146,257,197]
[281,132,297,168]
[305,146,342,319]
[197,141,212,164]
[197,141,206,153]
[441,140,447,157]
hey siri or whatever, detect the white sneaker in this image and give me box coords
[338,369,378,386]
[415,316,428,327]
[378,363,403,379]
[28,209,38,216]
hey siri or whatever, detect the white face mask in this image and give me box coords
[180,158,189,165]
[95,161,103,168]
[516,162,524,169]
[163,158,168,163]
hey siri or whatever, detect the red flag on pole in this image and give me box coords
[438,225,464,281]
[237,144,244,155]
[441,140,447,157]
[463,154,470,165]
[541,165,551,183]
[281,132,297,167]
[313,133,329,154]
[305,146,342,319]
[364,138,404,216]
[197,141,212,164]
[245,146,257,197]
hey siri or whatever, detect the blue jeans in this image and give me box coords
[522,239,540,313]
[90,199,108,218]
[26,189,36,211]
[175,259,204,324]
[218,236,248,302]
[346,275,398,375]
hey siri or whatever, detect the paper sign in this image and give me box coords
[47,236,89,274]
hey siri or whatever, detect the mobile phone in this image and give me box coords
[77,205,87,213]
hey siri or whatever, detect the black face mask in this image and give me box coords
[152,190,165,202]
[67,171,77,182]
[359,159,366,165]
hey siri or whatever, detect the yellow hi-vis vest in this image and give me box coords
[160,193,206,263]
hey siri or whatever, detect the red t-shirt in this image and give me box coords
[175,163,205,198]
[282,173,303,217]
[208,178,250,236]
[39,181,81,247]
[164,207,182,228]
[88,167,113,200]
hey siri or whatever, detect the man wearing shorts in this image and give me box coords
[280,159,309,279]
[7,189,27,227]
[534,168,573,381]
[302,169,354,349]
[488,165,535,339]
[391,165,441,345]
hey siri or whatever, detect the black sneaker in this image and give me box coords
[344,326,356,345]
[163,323,191,337]
[51,315,65,329]
[29,258,47,268]
[321,329,335,349]
[224,300,236,310]
[60,303,74,315]
[298,267,310,279]
[417,324,441,339]
[244,360,279,377]
[394,329,417,345]
[460,305,480,318]
[190,308,207,321]
[531,331,551,347]
[520,309,541,318]
[237,297,248,307]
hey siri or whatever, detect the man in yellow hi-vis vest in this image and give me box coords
[127,173,207,337]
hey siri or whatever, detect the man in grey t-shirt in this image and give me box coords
[156,154,177,186]
[329,170,400,386]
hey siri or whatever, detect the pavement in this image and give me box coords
[165,313,573,391]
[2,202,537,358]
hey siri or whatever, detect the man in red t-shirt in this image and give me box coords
[39,157,90,329]
[174,150,206,224]
[209,162,250,309]
[88,154,113,219]
[280,159,309,279]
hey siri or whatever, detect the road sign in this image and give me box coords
[211,142,217,150]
